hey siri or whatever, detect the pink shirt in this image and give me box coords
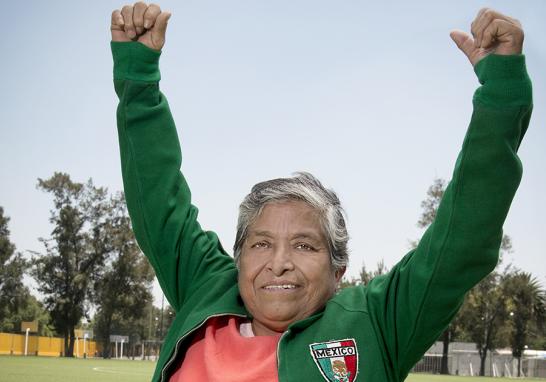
[169,316,281,382]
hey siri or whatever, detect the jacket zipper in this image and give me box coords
[276,329,290,382]
[160,313,247,382]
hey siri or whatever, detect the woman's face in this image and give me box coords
[238,200,345,336]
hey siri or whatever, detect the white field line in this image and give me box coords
[92,366,149,375]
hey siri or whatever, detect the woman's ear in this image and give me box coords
[335,266,346,283]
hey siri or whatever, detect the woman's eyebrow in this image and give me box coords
[248,230,275,238]
[291,233,322,242]
[248,231,322,242]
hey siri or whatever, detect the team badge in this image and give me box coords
[309,339,359,382]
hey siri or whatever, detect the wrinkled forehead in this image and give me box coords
[247,200,326,240]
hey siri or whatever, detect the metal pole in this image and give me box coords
[148,297,154,360]
[148,299,153,339]
[159,294,164,340]
[24,328,30,356]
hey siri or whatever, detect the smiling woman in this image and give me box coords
[110,2,533,382]
[238,198,345,336]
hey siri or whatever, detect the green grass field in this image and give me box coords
[406,376,546,382]
[0,356,545,382]
[0,356,154,382]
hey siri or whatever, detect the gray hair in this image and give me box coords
[233,172,349,272]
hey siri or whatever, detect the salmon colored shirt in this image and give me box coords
[169,316,281,382]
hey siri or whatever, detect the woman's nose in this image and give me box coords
[268,245,295,276]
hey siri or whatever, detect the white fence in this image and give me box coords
[412,342,546,378]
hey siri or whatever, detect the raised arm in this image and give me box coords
[365,9,533,379]
[111,3,237,311]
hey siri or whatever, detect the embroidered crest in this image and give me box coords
[309,339,359,382]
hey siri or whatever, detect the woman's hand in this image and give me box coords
[450,8,524,67]
[111,2,171,51]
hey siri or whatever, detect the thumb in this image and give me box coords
[450,29,480,66]
[450,30,474,55]
[151,12,171,50]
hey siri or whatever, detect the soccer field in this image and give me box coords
[406,375,546,382]
[0,356,154,382]
[0,356,545,382]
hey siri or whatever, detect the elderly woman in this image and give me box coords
[110,4,532,382]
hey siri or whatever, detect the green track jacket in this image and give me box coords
[111,41,532,382]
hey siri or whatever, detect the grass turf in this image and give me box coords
[407,375,546,382]
[0,356,155,382]
[1,356,545,381]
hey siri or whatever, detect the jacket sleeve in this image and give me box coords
[365,54,533,379]
[111,41,237,311]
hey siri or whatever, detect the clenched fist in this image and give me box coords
[111,2,171,51]
[450,8,524,67]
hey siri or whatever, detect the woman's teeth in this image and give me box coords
[264,285,297,290]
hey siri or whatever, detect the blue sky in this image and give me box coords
[1,0,544,305]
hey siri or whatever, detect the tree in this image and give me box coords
[417,178,445,229]
[148,303,176,341]
[0,207,50,334]
[0,207,25,331]
[0,206,23,329]
[503,271,546,376]
[359,260,388,286]
[410,178,456,373]
[31,173,110,356]
[525,320,546,350]
[458,268,513,376]
[161,305,176,338]
[454,236,515,376]
[410,178,513,375]
[339,260,389,289]
[3,294,53,337]
[93,193,155,358]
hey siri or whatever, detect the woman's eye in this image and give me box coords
[251,241,269,249]
[296,243,315,251]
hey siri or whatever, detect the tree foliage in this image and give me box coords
[411,178,519,375]
[340,260,389,289]
[3,173,169,358]
[458,269,512,375]
[0,206,25,331]
[503,271,546,375]
[93,193,155,358]
[412,178,546,376]
[31,173,110,356]
[0,207,50,335]
[417,178,446,229]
